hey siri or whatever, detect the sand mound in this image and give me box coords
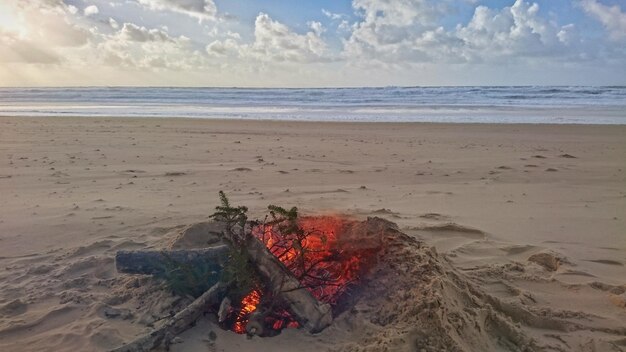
[166,222,225,250]
[2,218,624,352]
[527,251,564,271]
[320,218,536,352]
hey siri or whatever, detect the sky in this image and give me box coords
[1,0,625,87]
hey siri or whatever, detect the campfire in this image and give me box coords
[112,194,387,351]
[224,215,380,335]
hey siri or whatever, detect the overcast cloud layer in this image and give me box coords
[0,0,625,86]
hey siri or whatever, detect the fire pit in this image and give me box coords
[111,194,389,351]
[222,215,383,336]
[110,197,549,352]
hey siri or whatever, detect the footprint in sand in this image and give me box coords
[559,269,597,278]
[419,213,450,221]
[527,251,565,271]
[585,259,623,266]
[414,223,486,240]
[500,244,537,255]
[370,208,398,215]
[0,299,28,317]
[0,305,81,339]
[67,240,113,258]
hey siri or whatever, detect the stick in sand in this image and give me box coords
[109,282,226,352]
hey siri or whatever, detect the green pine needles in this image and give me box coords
[161,191,307,300]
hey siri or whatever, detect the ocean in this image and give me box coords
[0,86,625,124]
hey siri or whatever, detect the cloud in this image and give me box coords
[322,9,345,21]
[0,0,210,74]
[206,38,239,57]
[308,21,325,36]
[343,0,581,65]
[456,0,569,61]
[1,0,624,86]
[84,5,99,16]
[137,0,217,21]
[119,23,174,42]
[206,13,332,63]
[580,0,626,41]
[0,0,91,66]
[109,18,119,29]
[250,13,330,62]
[97,22,199,70]
[343,0,449,64]
[0,30,61,64]
[352,0,443,27]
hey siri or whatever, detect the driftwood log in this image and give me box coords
[113,222,333,347]
[240,234,332,333]
[109,282,226,352]
[115,246,230,277]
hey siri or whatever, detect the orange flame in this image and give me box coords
[255,215,369,304]
[232,289,261,334]
[230,215,375,334]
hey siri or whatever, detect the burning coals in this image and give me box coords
[219,215,383,336]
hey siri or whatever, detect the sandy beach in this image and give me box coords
[0,116,625,351]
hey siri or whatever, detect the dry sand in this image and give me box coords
[0,116,625,351]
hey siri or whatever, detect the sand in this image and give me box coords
[0,116,624,351]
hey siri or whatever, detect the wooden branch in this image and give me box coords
[109,282,226,352]
[115,246,230,277]
[241,234,333,333]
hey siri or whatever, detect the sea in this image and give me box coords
[0,86,625,124]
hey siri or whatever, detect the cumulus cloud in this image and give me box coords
[206,13,332,63]
[352,0,443,27]
[1,0,624,86]
[0,0,90,66]
[343,0,581,65]
[456,0,568,61]
[97,22,199,70]
[119,23,174,42]
[137,0,217,21]
[580,0,626,41]
[109,18,119,29]
[0,0,208,72]
[557,23,575,42]
[205,38,239,57]
[343,0,450,64]
[250,13,329,62]
[308,21,325,36]
[84,5,99,16]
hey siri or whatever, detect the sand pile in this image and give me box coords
[168,218,625,352]
[1,217,624,352]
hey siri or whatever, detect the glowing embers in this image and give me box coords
[232,289,260,334]
[256,216,368,304]
[226,216,378,335]
[230,289,299,336]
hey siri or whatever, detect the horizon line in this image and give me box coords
[1,85,625,89]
